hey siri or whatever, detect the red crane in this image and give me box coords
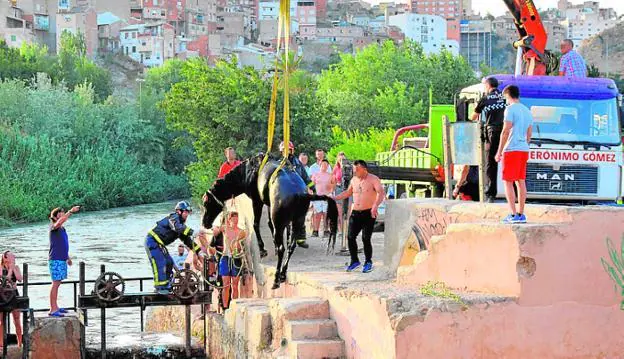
[502,0,548,75]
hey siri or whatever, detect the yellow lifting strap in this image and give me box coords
[261,0,292,173]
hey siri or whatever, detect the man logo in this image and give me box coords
[536,173,575,181]
[550,181,563,191]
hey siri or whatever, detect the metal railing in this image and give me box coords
[11,276,153,331]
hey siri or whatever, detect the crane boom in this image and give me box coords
[502,0,548,75]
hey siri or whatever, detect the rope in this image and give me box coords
[260,0,292,172]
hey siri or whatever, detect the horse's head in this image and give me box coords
[202,189,224,228]
[201,155,264,228]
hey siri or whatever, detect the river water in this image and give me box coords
[0,201,200,346]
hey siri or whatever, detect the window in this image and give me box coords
[132,46,136,53]
[132,32,136,38]
[125,32,129,39]
[10,35,16,42]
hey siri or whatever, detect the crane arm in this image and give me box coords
[502,0,548,75]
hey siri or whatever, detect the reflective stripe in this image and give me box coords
[192,242,201,252]
[183,227,191,236]
[307,182,314,188]
[150,258,168,286]
[148,229,165,246]
[296,239,306,243]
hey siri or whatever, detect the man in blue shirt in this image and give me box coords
[171,244,188,270]
[495,85,533,224]
[48,205,81,317]
[559,39,587,78]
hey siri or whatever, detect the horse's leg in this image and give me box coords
[279,198,309,282]
[271,212,286,290]
[252,201,268,258]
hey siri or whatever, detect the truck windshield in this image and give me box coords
[522,97,621,146]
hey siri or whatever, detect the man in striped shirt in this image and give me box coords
[559,39,587,78]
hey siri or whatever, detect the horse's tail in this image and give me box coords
[307,194,338,234]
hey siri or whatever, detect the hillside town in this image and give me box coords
[0,0,621,71]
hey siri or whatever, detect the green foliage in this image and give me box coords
[163,58,331,192]
[420,281,467,308]
[317,40,476,131]
[601,235,624,310]
[0,33,112,102]
[0,78,189,226]
[327,127,397,162]
[0,129,187,224]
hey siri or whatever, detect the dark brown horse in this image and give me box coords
[202,154,338,289]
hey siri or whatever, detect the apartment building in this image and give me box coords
[0,1,36,48]
[296,0,316,40]
[408,0,464,42]
[315,25,364,44]
[56,5,98,58]
[557,0,618,43]
[97,12,124,53]
[459,18,491,69]
[389,13,459,54]
[120,22,175,66]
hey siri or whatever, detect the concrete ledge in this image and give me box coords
[30,316,80,359]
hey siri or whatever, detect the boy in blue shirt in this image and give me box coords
[48,205,81,317]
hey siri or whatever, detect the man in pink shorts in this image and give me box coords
[495,85,533,224]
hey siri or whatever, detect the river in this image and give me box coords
[0,201,199,346]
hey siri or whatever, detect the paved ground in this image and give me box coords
[254,208,389,277]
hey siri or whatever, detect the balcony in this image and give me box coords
[130,0,143,10]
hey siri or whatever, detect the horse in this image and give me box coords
[202,154,338,289]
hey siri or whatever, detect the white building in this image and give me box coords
[120,22,175,67]
[388,13,459,55]
[558,1,618,43]
[258,0,299,33]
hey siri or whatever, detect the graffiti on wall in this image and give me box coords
[399,208,455,267]
[601,235,624,310]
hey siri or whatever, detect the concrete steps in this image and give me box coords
[270,298,344,359]
[288,339,344,359]
[211,297,345,359]
[286,319,338,341]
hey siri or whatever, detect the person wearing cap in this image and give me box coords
[280,141,314,248]
[145,201,204,294]
[48,205,81,317]
[471,76,506,203]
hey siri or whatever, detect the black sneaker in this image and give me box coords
[260,249,268,258]
[311,231,319,237]
[297,241,309,248]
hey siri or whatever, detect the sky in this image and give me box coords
[471,0,624,17]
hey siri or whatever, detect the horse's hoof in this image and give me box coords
[271,282,280,290]
[279,273,287,283]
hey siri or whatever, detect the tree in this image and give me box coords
[57,31,112,101]
[317,40,476,131]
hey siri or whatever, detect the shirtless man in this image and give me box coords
[311,159,335,237]
[334,160,385,273]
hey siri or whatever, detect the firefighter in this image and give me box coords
[145,201,203,294]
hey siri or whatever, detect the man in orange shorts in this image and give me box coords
[495,85,533,224]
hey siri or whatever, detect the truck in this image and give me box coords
[371,0,624,204]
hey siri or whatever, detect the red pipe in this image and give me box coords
[391,124,429,151]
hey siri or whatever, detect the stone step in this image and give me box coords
[288,339,345,359]
[269,297,330,322]
[286,319,338,341]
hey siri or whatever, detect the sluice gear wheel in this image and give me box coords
[0,276,16,306]
[94,272,125,302]
[172,269,200,299]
